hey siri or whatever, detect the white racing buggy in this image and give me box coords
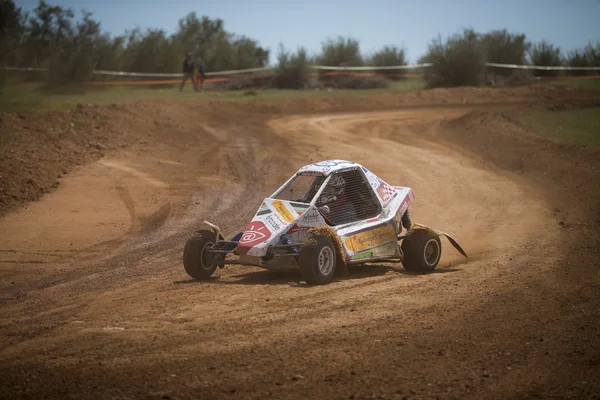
[183,160,468,285]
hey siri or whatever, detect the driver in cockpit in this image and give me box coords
[317,175,356,225]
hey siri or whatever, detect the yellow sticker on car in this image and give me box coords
[272,200,295,223]
[344,225,396,253]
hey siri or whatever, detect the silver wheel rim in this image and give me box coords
[318,246,335,276]
[423,238,440,266]
[200,242,215,270]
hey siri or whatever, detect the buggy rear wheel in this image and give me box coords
[183,230,218,280]
[401,227,441,272]
[299,235,337,285]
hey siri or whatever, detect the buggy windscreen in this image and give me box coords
[272,174,325,204]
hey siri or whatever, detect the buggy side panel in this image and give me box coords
[339,221,400,261]
[333,187,414,261]
[237,198,306,256]
[236,199,325,257]
[389,186,414,222]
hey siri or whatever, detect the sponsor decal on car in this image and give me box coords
[384,191,398,205]
[376,181,396,203]
[352,242,398,260]
[265,215,282,231]
[289,202,309,216]
[272,199,295,223]
[239,221,271,247]
[370,177,381,189]
[296,208,323,227]
[352,250,374,260]
[400,198,409,211]
[256,201,272,216]
[344,224,396,253]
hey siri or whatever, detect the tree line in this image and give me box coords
[1,0,599,90]
[0,0,271,88]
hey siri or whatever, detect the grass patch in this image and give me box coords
[0,78,426,113]
[523,107,600,146]
[550,78,600,90]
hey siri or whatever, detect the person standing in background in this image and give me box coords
[196,57,206,92]
[180,52,197,92]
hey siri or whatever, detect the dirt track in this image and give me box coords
[1,88,600,399]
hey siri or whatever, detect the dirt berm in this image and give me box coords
[0,85,599,399]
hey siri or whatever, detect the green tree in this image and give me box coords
[567,49,590,76]
[482,30,530,77]
[93,35,126,72]
[232,36,269,68]
[46,10,102,87]
[174,12,224,58]
[420,28,486,87]
[528,40,564,77]
[482,30,529,65]
[22,0,75,68]
[171,12,269,72]
[368,45,406,67]
[367,45,407,81]
[123,28,179,74]
[0,0,24,65]
[317,36,363,66]
[0,0,24,86]
[273,44,310,89]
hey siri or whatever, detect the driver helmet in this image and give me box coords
[319,175,345,205]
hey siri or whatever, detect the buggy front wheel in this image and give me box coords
[183,230,218,280]
[401,227,441,272]
[299,235,337,285]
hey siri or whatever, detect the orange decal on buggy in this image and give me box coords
[344,225,396,253]
[272,200,295,223]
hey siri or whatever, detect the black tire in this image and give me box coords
[183,230,218,280]
[299,235,337,285]
[401,210,412,230]
[401,227,441,272]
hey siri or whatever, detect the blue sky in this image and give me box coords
[15,0,600,65]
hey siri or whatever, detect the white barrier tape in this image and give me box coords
[93,65,429,76]
[205,67,273,76]
[485,62,600,71]
[94,70,183,77]
[309,63,433,70]
[2,62,599,77]
[1,66,48,71]
[94,66,274,77]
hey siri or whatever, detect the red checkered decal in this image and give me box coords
[376,181,396,203]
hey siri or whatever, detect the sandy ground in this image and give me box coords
[1,87,599,399]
